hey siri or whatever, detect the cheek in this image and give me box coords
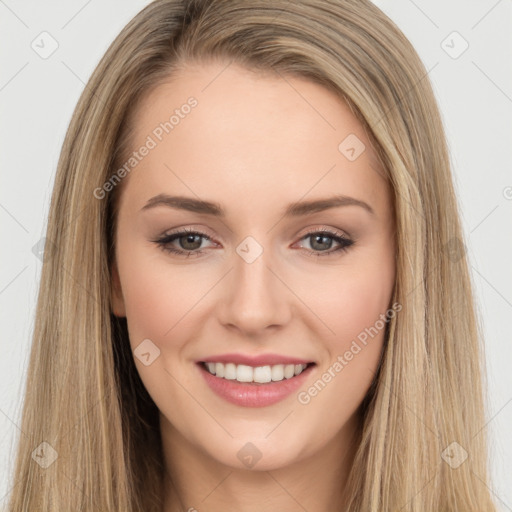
[322,257,394,350]
[295,259,394,426]
[122,275,174,345]
[309,242,395,409]
[331,273,389,344]
[116,244,200,349]
[116,251,203,402]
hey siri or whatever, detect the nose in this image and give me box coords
[217,243,292,335]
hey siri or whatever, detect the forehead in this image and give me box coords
[117,61,390,219]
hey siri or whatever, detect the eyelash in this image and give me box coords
[152,226,355,259]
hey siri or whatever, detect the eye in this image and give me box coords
[295,227,354,257]
[152,227,215,258]
[152,226,354,258]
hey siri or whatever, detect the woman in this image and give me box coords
[6,0,497,510]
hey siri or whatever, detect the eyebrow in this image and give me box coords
[140,193,375,217]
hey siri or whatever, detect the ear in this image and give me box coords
[110,261,126,317]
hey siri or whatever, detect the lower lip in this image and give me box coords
[197,363,315,407]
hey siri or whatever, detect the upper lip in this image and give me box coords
[198,353,314,367]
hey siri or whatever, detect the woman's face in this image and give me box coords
[111,60,396,471]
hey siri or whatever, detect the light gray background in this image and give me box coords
[1,0,511,509]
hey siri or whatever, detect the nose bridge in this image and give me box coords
[219,234,290,332]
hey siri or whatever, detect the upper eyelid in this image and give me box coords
[160,225,350,239]
[158,226,352,247]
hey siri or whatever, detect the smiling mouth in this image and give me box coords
[200,361,315,384]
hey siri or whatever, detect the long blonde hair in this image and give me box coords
[6,1,496,510]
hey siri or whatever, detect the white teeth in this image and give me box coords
[271,364,284,381]
[284,364,295,379]
[203,362,309,383]
[224,363,237,380]
[215,362,224,378]
[236,364,253,382]
[253,366,272,383]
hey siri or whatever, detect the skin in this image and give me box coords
[111,60,396,512]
